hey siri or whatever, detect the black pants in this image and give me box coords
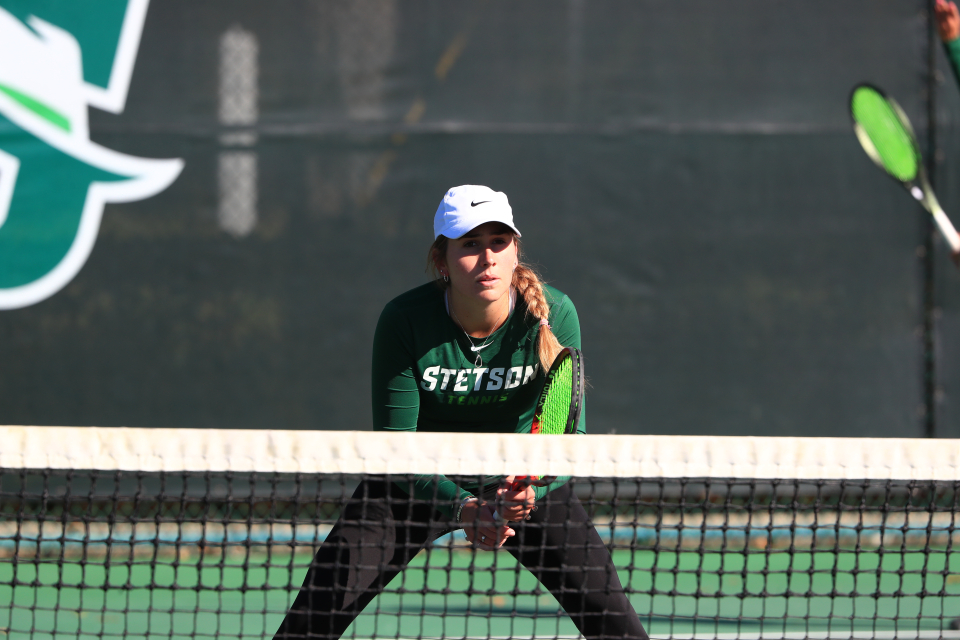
[273,478,648,640]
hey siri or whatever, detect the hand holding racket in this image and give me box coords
[935,0,960,42]
[496,347,584,522]
[460,499,516,550]
[495,478,538,522]
[850,83,960,266]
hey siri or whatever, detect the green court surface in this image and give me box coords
[2,547,959,639]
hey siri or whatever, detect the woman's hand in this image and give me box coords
[460,498,515,550]
[495,476,538,522]
[937,0,960,43]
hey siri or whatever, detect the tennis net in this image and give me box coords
[2,426,960,640]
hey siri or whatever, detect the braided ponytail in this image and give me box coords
[513,263,563,371]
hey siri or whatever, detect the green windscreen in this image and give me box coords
[850,86,919,182]
[537,356,574,435]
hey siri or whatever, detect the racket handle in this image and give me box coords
[509,475,531,491]
[508,475,557,490]
[933,208,960,255]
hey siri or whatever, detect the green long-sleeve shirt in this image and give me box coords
[371,281,586,517]
[945,38,960,89]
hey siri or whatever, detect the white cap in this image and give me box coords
[433,185,521,239]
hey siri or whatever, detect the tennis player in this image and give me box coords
[274,185,649,640]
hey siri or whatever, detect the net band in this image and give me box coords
[3,425,959,480]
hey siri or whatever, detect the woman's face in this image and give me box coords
[441,222,518,305]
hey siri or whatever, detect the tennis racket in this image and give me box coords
[850,83,960,265]
[509,346,584,490]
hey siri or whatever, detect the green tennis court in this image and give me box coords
[4,545,959,639]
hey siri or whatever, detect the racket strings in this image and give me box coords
[851,87,918,182]
[538,356,574,435]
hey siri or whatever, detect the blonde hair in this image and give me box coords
[426,234,563,371]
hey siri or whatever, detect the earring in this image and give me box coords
[443,274,449,283]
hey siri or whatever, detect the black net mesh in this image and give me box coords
[3,467,959,639]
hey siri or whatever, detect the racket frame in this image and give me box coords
[850,83,960,261]
[530,346,584,436]
[509,347,584,489]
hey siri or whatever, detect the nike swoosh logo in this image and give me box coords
[471,200,490,207]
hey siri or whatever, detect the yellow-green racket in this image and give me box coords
[850,83,960,265]
[510,347,584,489]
